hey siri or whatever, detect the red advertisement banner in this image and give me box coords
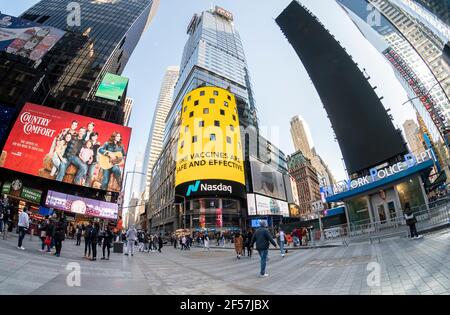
[0,103,131,192]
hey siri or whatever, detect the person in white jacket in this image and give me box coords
[17,207,30,250]
[125,225,137,256]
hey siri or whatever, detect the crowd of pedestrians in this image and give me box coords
[122,225,166,256]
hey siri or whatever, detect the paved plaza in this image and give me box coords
[0,230,449,295]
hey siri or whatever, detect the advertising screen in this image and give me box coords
[0,14,65,65]
[1,103,131,192]
[247,193,257,216]
[175,87,245,198]
[250,157,287,200]
[95,73,129,102]
[45,190,118,220]
[0,104,16,145]
[255,194,289,217]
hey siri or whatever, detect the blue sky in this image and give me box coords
[2,0,416,205]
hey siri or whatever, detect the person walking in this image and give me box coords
[17,207,30,250]
[143,232,149,252]
[251,221,277,277]
[277,227,286,258]
[158,233,163,253]
[234,232,244,259]
[137,230,144,252]
[204,234,210,251]
[76,224,82,246]
[101,226,113,260]
[181,235,187,250]
[125,225,137,256]
[173,234,177,249]
[45,218,55,253]
[84,222,93,259]
[404,203,422,239]
[245,230,253,258]
[38,218,49,252]
[90,222,100,261]
[53,218,66,257]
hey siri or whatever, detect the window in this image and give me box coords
[227,95,231,101]
[192,136,198,143]
[187,96,191,101]
[189,111,194,118]
[194,100,199,106]
[226,137,231,144]
[185,126,189,132]
[220,109,225,115]
[203,108,209,114]
[232,115,236,121]
[209,98,215,104]
[224,101,228,107]
[200,91,205,96]
[229,125,234,131]
[214,120,220,127]
[213,90,219,96]
[180,141,184,149]
[210,134,216,141]
[199,121,204,127]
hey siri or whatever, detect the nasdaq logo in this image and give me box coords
[186,180,201,197]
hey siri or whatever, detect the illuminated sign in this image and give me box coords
[95,73,129,102]
[323,149,435,197]
[215,6,233,21]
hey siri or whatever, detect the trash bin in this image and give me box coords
[113,242,124,253]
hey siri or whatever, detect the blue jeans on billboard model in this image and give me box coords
[56,156,88,184]
[258,249,268,275]
[85,162,97,187]
[101,165,122,190]
[18,227,26,247]
[280,241,285,256]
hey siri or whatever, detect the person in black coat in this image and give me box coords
[90,222,100,261]
[84,222,93,259]
[53,218,66,257]
[245,230,254,258]
[101,226,114,260]
[158,233,163,253]
[251,221,277,277]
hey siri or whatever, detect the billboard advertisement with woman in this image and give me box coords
[0,103,131,192]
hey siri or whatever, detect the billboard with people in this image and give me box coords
[0,13,65,65]
[0,103,131,192]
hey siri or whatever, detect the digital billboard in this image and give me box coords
[0,14,65,65]
[95,73,129,102]
[46,190,118,220]
[247,193,289,217]
[0,103,131,192]
[250,157,287,201]
[175,87,246,198]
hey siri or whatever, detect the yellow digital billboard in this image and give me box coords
[175,87,245,198]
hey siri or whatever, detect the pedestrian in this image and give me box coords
[277,227,286,258]
[404,203,422,239]
[204,234,210,251]
[44,218,55,253]
[17,207,30,250]
[84,221,93,259]
[173,234,177,249]
[38,218,49,252]
[125,225,137,256]
[181,235,187,250]
[0,202,4,233]
[53,217,66,257]
[76,224,82,246]
[158,233,163,252]
[143,232,149,252]
[101,226,113,260]
[251,220,277,277]
[90,222,100,261]
[234,232,244,259]
[245,230,253,258]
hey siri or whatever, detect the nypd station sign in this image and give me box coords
[322,149,435,197]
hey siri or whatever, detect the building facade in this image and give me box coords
[142,66,179,200]
[290,115,313,159]
[287,151,321,216]
[412,0,450,27]
[124,97,134,126]
[403,119,425,153]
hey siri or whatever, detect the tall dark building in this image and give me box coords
[413,0,450,26]
[276,1,407,176]
[20,0,159,123]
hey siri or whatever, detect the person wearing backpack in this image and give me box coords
[53,218,66,257]
[404,203,422,239]
[84,221,93,259]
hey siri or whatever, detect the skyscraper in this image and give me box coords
[20,0,160,123]
[277,1,407,176]
[142,66,179,200]
[337,0,449,144]
[290,115,313,159]
[164,6,258,144]
[403,119,425,153]
[124,97,134,126]
[411,0,450,27]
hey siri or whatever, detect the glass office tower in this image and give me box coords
[412,0,450,27]
[21,0,159,101]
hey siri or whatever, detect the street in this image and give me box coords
[0,230,449,295]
